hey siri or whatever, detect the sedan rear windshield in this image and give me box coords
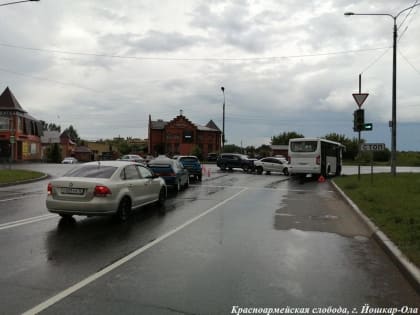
[64,165,118,178]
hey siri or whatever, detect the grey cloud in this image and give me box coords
[129,31,204,53]
[99,31,204,54]
[190,1,273,53]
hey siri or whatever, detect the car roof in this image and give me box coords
[82,161,144,167]
[148,158,175,165]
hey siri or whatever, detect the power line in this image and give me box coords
[0,42,390,62]
[397,0,419,32]
[360,47,391,75]
[0,66,102,93]
[398,49,420,75]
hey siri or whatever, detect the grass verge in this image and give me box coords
[0,169,45,184]
[334,173,420,267]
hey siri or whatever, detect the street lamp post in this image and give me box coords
[345,3,420,176]
[0,0,39,6]
[221,86,225,150]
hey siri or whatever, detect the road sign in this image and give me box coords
[361,143,386,151]
[352,93,369,108]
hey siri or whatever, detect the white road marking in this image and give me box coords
[22,187,249,315]
[0,194,42,202]
[0,214,56,231]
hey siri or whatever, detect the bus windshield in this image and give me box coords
[290,141,318,152]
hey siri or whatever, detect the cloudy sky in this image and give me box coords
[1,0,420,150]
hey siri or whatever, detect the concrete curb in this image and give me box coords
[331,180,420,293]
[0,173,49,187]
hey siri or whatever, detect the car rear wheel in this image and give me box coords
[184,177,189,189]
[176,180,181,192]
[116,197,131,222]
[256,166,263,174]
[157,188,166,206]
[283,168,289,176]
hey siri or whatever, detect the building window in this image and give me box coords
[17,117,22,132]
[183,130,193,143]
[0,117,10,130]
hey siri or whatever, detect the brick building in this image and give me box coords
[0,87,43,161]
[148,114,221,158]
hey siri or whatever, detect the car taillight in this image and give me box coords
[94,185,112,197]
[316,155,321,165]
[168,173,176,176]
[47,183,52,195]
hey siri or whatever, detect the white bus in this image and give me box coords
[288,138,345,177]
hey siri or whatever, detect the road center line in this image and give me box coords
[0,214,56,231]
[22,187,249,315]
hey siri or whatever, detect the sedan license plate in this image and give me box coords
[61,187,84,195]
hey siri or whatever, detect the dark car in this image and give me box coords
[176,156,202,181]
[207,153,218,162]
[148,157,189,192]
[216,153,254,172]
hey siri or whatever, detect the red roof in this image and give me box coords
[0,87,26,113]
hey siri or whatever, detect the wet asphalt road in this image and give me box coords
[0,164,419,315]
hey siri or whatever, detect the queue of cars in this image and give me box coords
[216,153,290,176]
[47,153,286,222]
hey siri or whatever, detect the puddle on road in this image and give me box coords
[309,214,339,221]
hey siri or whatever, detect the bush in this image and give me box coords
[46,143,62,163]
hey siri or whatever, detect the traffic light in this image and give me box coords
[353,109,364,131]
[362,123,373,131]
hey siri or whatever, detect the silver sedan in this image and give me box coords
[46,161,167,221]
[254,157,289,176]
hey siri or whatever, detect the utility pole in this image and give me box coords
[221,86,225,150]
[344,3,420,176]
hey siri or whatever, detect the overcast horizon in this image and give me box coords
[1,0,420,150]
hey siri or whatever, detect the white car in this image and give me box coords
[254,157,289,176]
[46,161,167,221]
[61,157,78,164]
[118,154,145,164]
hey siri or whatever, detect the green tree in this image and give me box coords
[63,125,80,143]
[271,131,304,145]
[46,143,62,163]
[324,133,362,160]
[40,120,61,132]
[118,142,131,155]
[190,145,203,160]
[257,144,272,158]
[222,144,242,153]
[245,146,256,158]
